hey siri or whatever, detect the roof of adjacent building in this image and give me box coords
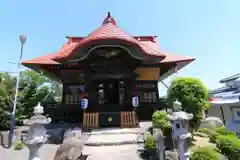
[210,73,240,104]
[22,12,194,65]
[219,73,240,83]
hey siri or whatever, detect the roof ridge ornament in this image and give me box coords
[102,12,117,26]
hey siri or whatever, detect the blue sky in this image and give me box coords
[0,0,239,95]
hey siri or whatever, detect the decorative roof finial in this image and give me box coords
[102,12,117,26]
[107,12,111,18]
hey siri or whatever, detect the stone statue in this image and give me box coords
[54,128,84,160]
[54,137,84,160]
[22,102,51,160]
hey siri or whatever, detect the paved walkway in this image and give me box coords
[0,122,151,160]
[1,144,59,160]
[84,145,141,160]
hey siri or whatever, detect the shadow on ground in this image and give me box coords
[79,155,88,160]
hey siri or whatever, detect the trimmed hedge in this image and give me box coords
[209,132,220,143]
[216,135,240,160]
[215,126,236,136]
[198,127,240,159]
[198,127,237,143]
[190,147,220,160]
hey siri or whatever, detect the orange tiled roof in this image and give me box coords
[22,53,60,64]
[22,12,194,65]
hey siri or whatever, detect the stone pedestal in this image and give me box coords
[27,144,42,160]
[153,128,165,160]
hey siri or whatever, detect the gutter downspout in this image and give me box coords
[159,80,169,89]
[158,65,178,89]
[220,105,226,125]
[42,83,60,102]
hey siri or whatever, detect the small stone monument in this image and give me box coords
[23,102,51,160]
[153,128,165,160]
[167,100,193,160]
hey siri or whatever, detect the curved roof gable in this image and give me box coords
[52,12,166,60]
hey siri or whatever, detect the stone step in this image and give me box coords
[82,144,141,160]
[82,127,143,135]
[85,133,142,146]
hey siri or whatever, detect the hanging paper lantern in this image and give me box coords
[81,98,88,110]
[132,96,139,107]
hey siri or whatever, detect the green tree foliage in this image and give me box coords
[167,77,210,129]
[0,70,61,130]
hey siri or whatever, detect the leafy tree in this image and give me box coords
[167,77,210,129]
[0,70,61,130]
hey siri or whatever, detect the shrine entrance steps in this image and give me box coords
[81,122,151,160]
[83,111,139,130]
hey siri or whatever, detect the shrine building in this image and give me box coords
[22,12,195,129]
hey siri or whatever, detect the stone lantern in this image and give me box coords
[167,100,193,160]
[23,102,51,160]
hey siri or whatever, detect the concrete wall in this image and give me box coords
[207,103,240,133]
[207,104,235,125]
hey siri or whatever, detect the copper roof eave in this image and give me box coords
[21,55,195,66]
[159,58,195,64]
[22,63,61,82]
[158,59,195,81]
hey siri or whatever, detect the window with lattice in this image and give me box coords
[140,91,157,103]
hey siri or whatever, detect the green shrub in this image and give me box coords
[152,110,171,129]
[190,147,220,160]
[215,126,236,136]
[13,141,25,150]
[209,132,221,143]
[200,127,237,143]
[197,128,213,136]
[152,110,172,137]
[144,135,156,152]
[216,135,240,160]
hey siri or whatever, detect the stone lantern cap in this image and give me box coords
[34,102,44,114]
[173,100,182,111]
[167,111,193,121]
[167,100,193,121]
[23,102,51,126]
